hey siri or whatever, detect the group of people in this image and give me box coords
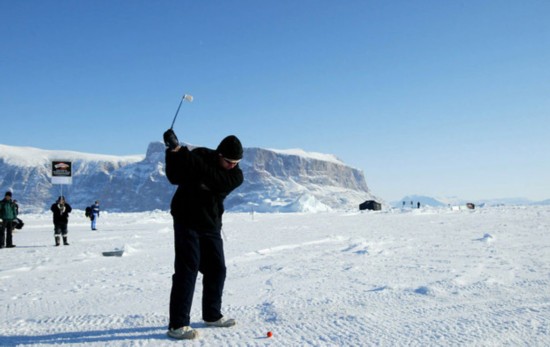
[0,192,100,248]
[403,201,422,209]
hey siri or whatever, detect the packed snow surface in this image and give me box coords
[1,206,549,346]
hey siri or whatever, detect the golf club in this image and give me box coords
[170,94,194,129]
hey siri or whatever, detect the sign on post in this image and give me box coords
[51,161,72,185]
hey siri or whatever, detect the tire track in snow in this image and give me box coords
[228,235,349,264]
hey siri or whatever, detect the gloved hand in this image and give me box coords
[163,129,180,150]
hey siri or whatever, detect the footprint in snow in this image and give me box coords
[342,243,369,255]
[413,286,431,295]
[367,285,389,292]
[474,233,494,242]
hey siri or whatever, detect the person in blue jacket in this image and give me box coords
[163,129,244,340]
[91,201,100,230]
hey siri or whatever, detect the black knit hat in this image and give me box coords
[5,191,12,197]
[216,135,243,161]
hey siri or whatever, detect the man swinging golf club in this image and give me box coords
[163,120,244,340]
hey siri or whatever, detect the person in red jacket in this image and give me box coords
[163,129,244,340]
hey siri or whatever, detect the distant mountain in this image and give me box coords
[0,143,376,213]
[475,197,536,206]
[392,194,549,208]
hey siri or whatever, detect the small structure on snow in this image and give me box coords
[359,200,382,211]
[466,203,475,210]
[102,250,124,257]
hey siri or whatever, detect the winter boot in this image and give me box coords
[55,236,61,246]
[63,236,69,246]
[167,326,198,340]
[204,317,236,328]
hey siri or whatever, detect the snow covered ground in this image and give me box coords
[1,206,549,346]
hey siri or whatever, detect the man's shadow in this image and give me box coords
[0,326,168,346]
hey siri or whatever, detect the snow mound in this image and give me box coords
[476,233,495,242]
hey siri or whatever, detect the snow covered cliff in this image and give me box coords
[0,143,375,213]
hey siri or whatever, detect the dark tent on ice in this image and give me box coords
[359,200,382,211]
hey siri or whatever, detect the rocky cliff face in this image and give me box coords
[231,147,371,212]
[0,143,375,213]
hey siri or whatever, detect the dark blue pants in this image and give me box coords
[169,224,226,329]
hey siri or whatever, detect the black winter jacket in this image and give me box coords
[50,203,72,225]
[165,146,243,232]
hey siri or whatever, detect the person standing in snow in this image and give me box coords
[50,196,72,246]
[163,129,244,340]
[0,191,18,248]
[91,201,100,230]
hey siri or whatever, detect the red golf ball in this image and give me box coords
[267,331,273,338]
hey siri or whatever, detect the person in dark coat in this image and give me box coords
[0,191,18,248]
[50,196,72,246]
[163,129,244,340]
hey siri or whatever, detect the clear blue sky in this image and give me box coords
[1,0,549,201]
